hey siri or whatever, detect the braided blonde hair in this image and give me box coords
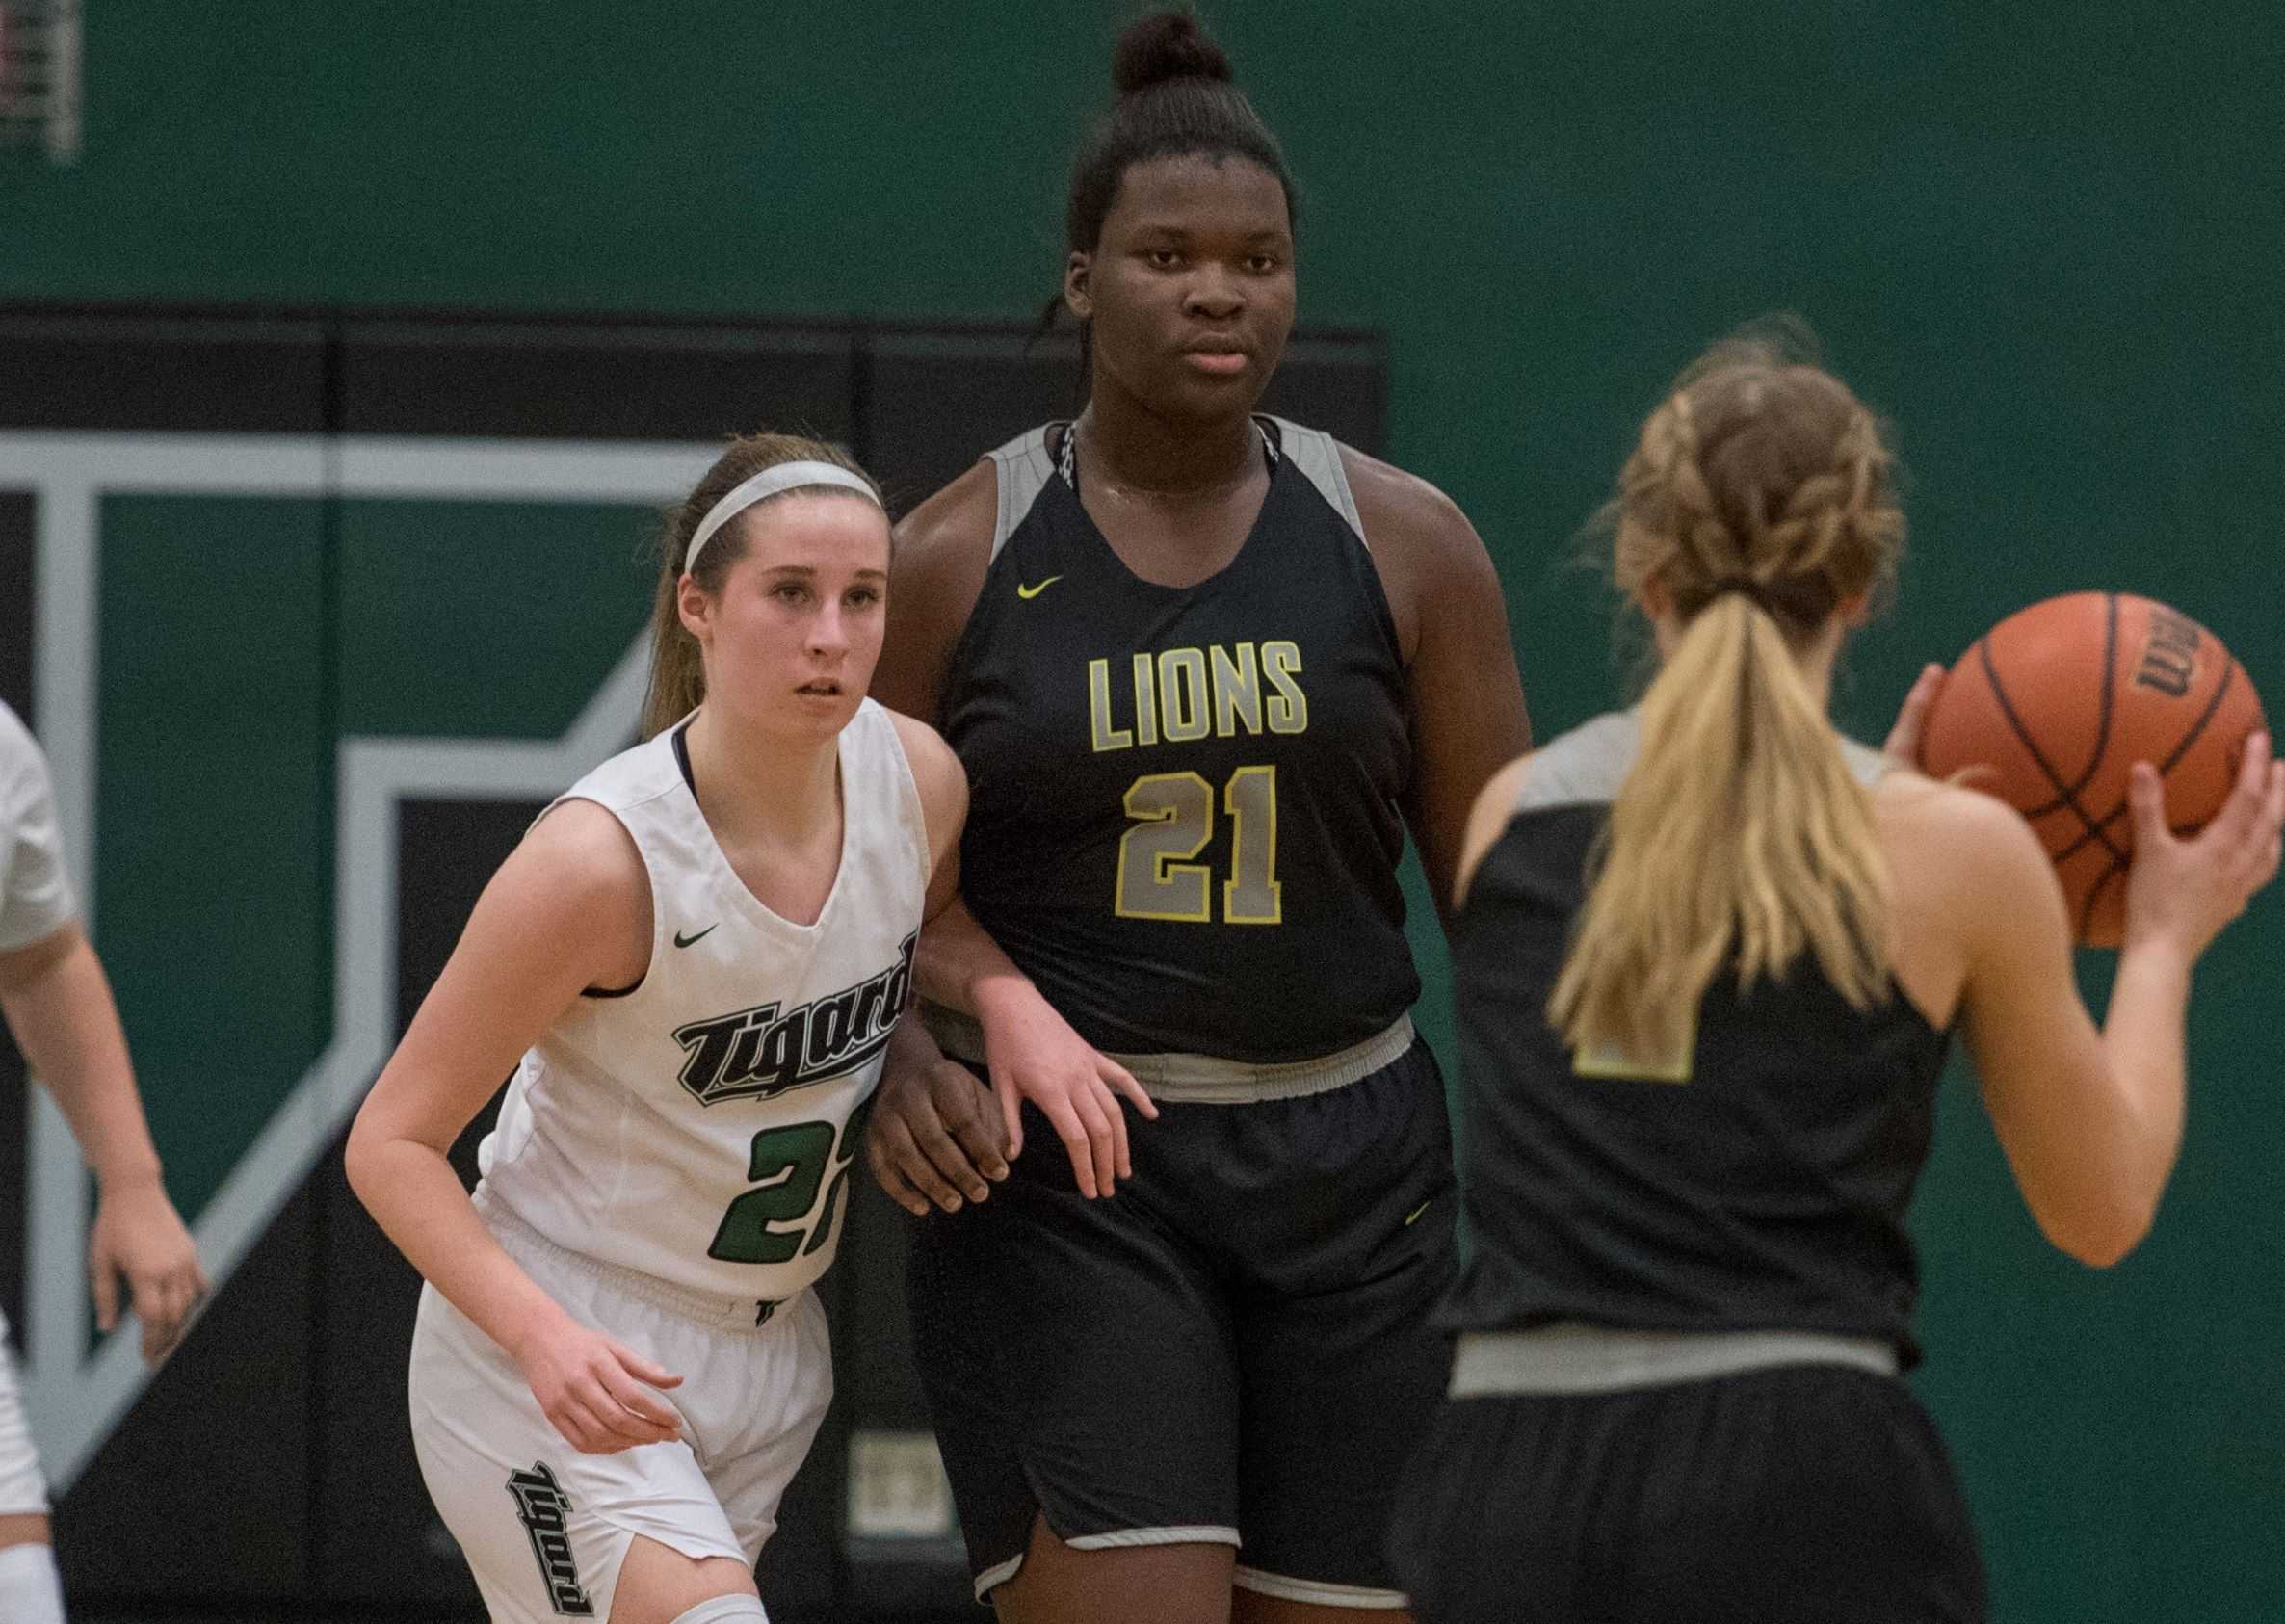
[1550,334,1906,1070]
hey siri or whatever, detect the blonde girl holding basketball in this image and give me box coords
[1388,334,2284,1623]
[346,435,968,1624]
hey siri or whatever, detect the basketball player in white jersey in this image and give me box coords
[346,434,968,1624]
[0,699,207,1624]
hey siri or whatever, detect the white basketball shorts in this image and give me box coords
[0,1308,51,1516]
[407,1208,830,1623]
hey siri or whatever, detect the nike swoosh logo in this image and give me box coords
[1016,576,1063,600]
[674,924,719,948]
[1405,1200,1431,1226]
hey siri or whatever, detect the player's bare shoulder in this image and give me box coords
[518,798,650,926]
[520,795,647,898]
[1335,443,1500,660]
[897,458,997,555]
[481,795,653,990]
[1878,766,2062,920]
[878,459,1002,722]
[1336,443,1479,553]
[886,708,969,872]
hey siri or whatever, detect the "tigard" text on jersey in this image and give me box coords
[671,934,915,1107]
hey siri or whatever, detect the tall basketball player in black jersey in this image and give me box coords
[864,13,1530,1623]
[1387,334,2285,1623]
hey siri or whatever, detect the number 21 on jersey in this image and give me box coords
[1116,765,1281,924]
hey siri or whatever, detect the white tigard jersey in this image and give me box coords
[476,698,928,1303]
[0,699,78,951]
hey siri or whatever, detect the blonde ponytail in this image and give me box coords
[1550,593,1889,1068]
[1555,329,1904,1070]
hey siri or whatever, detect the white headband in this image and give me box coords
[684,460,883,572]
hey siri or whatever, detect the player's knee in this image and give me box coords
[998,1515,1237,1624]
[609,1538,762,1624]
[666,1597,767,1624]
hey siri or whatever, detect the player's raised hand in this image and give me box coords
[89,1174,206,1365]
[973,978,1156,1199]
[868,1027,1011,1217]
[1882,662,1946,765]
[2121,732,2285,959]
[512,1314,686,1455]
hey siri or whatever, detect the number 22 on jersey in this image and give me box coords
[707,1100,871,1265]
[1116,766,1281,924]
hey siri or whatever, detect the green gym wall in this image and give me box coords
[3,4,2279,1619]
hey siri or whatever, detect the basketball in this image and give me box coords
[1917,591,2268,947]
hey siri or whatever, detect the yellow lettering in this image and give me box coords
[1131,652,1160,747]
[1088,659,1134,752]
[1263,641,1308,734]
[1210,642,1263,738]
[1159,648,1210,743]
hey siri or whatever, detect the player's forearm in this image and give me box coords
[2095,937,2193,1210]
[913,894,1035,1016]
[884,1006,948,1076]
[343,1130,573,1359]
[0,933,166,1188]
[2013,938,2196,1267]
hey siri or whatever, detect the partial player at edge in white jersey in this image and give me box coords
[346,433,969,1624]
[0,700,209,1624]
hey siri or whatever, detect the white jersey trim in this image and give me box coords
[0,700,78,951]
[1232,1565,1410,1610]
[985,426,1056,566]
[975,1526,1244,1603]
[1262,416,1368,548]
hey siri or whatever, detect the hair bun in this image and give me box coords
[1113,11,1235,95]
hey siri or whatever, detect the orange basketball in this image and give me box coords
[1917,592,2267,947]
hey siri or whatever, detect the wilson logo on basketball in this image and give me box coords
[1918,590,2267,947]
[505,1462,594,1616]
[670,933,916,1106]
[2133,607,2200,698]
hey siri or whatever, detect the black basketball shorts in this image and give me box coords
[906,1038,1457,1608]
[1387,1361,1987,1623]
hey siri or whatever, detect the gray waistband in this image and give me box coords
[1450,1323,1900,1398]
[922,1006,1415,1105]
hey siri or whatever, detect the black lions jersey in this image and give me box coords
[1441,711,1954,1362]
[939,417,1417,1062]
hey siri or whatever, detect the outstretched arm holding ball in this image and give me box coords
[1920,729,2282,1266]
[1884,591,2280,1263]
